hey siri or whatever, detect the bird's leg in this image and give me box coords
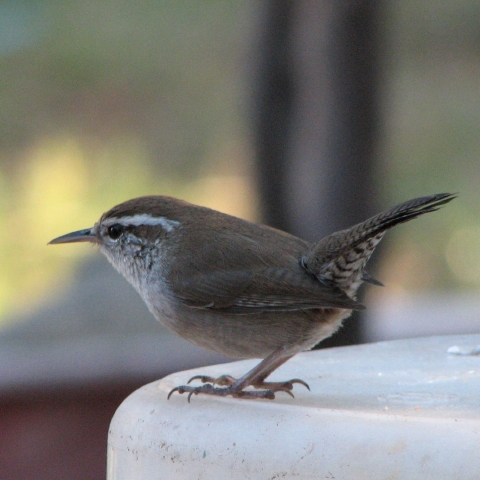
[168,346,309,401]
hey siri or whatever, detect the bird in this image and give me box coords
[49,192,455,401]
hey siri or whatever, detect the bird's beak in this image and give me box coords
[48,228,99,245]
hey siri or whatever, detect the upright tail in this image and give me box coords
[301,193,456,297]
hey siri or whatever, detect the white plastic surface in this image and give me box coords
[107,335,480,480]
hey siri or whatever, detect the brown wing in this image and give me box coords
[173,267,364,314]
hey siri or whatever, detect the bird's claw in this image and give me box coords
[283,378,310,391]
[168,375,309,401]
[168,383,291,401]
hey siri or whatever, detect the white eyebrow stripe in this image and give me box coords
[104,214,180,232]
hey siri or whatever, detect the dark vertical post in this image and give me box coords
[251,0,295,230]
[252,1,381,346]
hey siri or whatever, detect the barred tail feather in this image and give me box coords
[301,193,456,296]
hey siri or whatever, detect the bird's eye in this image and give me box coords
[107,224,124,240]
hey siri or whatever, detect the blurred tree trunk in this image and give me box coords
[252,0,381,347]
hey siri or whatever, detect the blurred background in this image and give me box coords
[0,1,479,478]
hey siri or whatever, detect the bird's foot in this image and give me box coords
[167,374,309,402]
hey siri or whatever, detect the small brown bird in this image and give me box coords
[49,193,455,400]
